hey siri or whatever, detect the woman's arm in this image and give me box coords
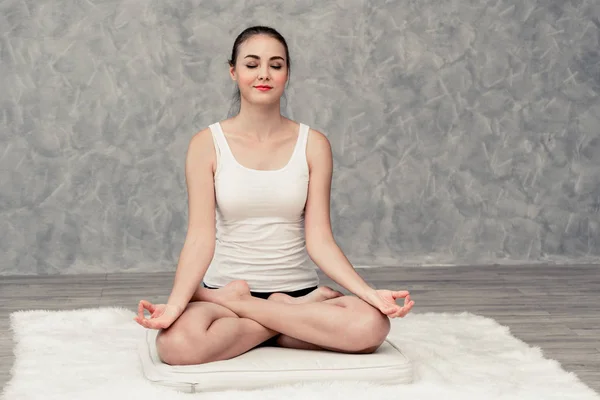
[304,129,374,299]
[166,129,217,311]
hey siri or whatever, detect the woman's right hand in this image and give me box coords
[134,300,183,330]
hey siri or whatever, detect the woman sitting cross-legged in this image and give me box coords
[134,25,414,365]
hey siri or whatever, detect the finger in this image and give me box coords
[399,304,408,315]
[390,308,403,318]
[137,301,145,319]
[385,303,401,315]
[392,291,410,299]
[137,300,153,320]
[387,307,399,316]
[147,303,157,314]
[144,319,156,329]
[395,308,408,318]
[380,306,394,315]
[393,303,413,318]
[399,302,415,317]
[141,300,156,314]
[386,305,402,317]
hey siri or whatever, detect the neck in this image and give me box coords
[232,99,285,141]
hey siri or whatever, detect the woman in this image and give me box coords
[134,25,414,366]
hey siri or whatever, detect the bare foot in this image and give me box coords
[268,287,344,352]
[200,280,251,306]
[268,286,343,304]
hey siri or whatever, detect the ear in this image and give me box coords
[229,65,236,81]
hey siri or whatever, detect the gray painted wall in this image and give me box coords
[1,0,599,276]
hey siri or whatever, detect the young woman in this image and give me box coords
[134,26,414,365]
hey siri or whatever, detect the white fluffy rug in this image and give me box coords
[2,307,599,400]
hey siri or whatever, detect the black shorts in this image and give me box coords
[202,282,318,299]
[201,282,318,347]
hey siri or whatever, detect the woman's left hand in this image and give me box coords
[363,289,415,318]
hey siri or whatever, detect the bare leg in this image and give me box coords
[200,281,391,353]
[268,287,344,351]
[156,301,277,365]
[158,286,346,364]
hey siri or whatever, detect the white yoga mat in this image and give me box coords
[3,307,599,400]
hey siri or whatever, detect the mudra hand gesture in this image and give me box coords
[364,289,414,318]
[134,300,183,330]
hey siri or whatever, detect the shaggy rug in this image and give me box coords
[2,307,599,400]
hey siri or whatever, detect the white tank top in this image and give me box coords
[202,121,320,292]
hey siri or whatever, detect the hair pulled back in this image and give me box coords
[227,26,291,117]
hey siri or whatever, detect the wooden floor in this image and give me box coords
[1,265,599,393]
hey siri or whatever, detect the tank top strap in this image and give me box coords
[208,122,235,168]
[294,123,310,166]
[299,123,310,150]
[293,123,309,168]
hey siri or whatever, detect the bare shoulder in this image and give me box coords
[188,127,214,155]
[307,127,331,151]
[306,127,332,170]
[187,127,217,174]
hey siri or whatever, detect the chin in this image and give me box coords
[244,94,282,106]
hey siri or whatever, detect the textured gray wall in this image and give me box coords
[1,0,599,276]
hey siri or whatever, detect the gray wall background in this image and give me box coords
[1,0,599,276]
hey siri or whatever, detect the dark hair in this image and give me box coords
[227,26,291,117]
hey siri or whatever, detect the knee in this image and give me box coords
[344,297,391,353]
[360,308,391,353]
[156,328,193,365]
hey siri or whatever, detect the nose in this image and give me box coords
[258,66,270,80]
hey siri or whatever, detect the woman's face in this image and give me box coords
[230,35,288,106]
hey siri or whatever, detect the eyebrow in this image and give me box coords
[243,55,285,62]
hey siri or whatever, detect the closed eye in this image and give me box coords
[246,65,282,69]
